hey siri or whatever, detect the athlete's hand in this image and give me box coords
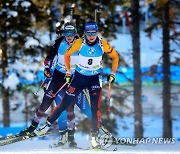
[65,73,72,84]
[43,83,48,92]
[44,68,52,78]
[107,74,115,83]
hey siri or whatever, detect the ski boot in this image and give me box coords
[91,132,101,149]
[57,130,68,146]
[19,120,38,136]
[68,129,77,147]
[34,120,52,136]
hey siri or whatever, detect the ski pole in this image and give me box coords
[107,82,111,112]
[83,89,91,106]
[70,3,75,21]
[52,82,67,98]
[34,78,47,95]
[94,3,101,22]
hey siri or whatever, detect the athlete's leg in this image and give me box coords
[19,69,66,136]
[76,74,102,121]
[88,74,102,148]
[76,91,92,120]
[47,71,87,124]
[55,87,77,146]
[66,102,77,147]
[37,69,66,115]
[55,89,67,131]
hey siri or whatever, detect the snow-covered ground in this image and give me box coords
[0,137,180,154]
[0,114,180,154]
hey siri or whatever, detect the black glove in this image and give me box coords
[43,83,48,92]
[44,68,51,78]
[64,73,72,84]
[107,74,115,83]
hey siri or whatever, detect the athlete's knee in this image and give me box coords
[67,104,75,112]
[66,85,77,97]
[91,101,99,111]
[34,109,45,123]
[45,90,55,98]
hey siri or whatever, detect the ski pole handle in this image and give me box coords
[52,82,67,98]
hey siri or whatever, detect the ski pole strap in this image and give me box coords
[107,82,111,112]
[52,82,67,97]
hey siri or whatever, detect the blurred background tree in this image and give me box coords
[0,0,51,126]
[130,0,143,138]
[144,0,180,138]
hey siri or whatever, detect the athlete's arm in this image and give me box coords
[44,36,64,67]
[64,39,83,73]
[102,39,119,74]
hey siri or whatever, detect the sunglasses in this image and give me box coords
[85,32,97,36]
[64,32,76,37]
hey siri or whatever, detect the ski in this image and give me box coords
[0,131,58,147]
[49,143,117,151]
[0,134,21,141]
[49,142,69,148]
[76,146,117,151]
[49,142,83,149]
[49,143,84,150]
[0,135,33,147]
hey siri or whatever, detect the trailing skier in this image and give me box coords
[19,22,82,147]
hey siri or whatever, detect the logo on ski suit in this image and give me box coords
[68,86,75,93]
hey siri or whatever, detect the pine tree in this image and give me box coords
[161,0,172,138]
[0,0,50,126]
[144,0,180,138]
[131,0,143,138]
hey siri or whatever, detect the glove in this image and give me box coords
[107,74,115,83]
[34,120,51,136]
[65,73,72,84]
[43,83,48,92]
[44,68,52,78]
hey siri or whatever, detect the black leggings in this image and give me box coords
[38,69,67,112]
